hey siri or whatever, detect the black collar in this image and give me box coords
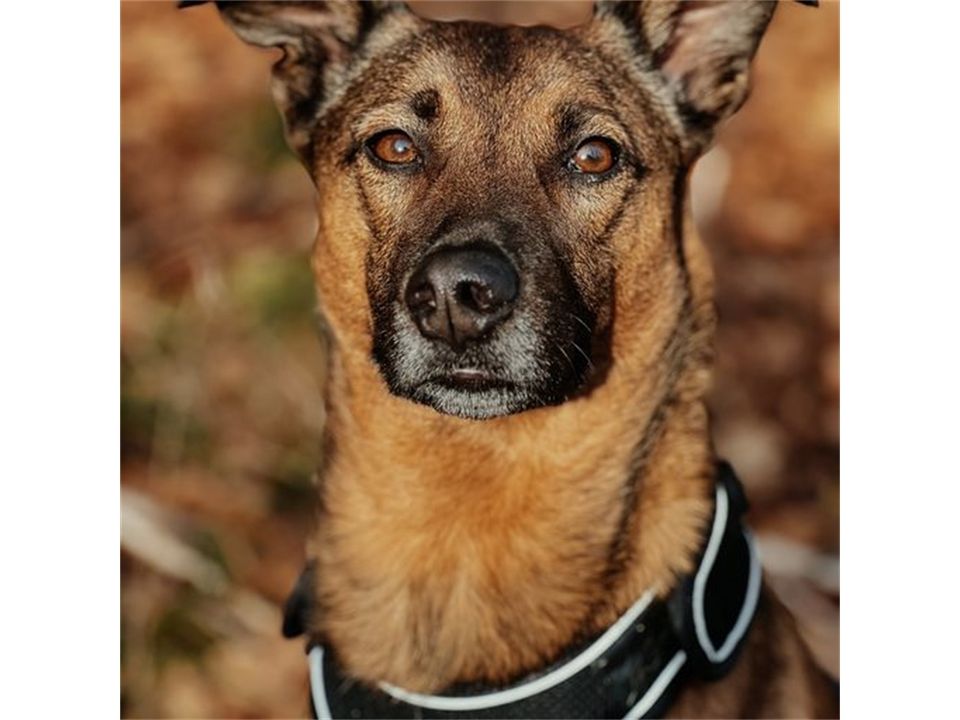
[307,462,761,719]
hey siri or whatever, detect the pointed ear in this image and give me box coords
[598,0,782,152]
[182,1,406,162]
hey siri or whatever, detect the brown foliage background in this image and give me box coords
[120,2,838,717]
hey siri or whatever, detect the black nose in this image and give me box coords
[405,245,519,349]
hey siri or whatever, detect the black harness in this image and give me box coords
[307,462,760,719]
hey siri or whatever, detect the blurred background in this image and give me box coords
[120,2,838,717]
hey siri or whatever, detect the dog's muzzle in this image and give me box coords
[371,218,595,420]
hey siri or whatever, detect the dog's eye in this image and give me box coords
[569,137,619,175]
[368,130,419,165]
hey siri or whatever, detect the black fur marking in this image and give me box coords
[355,175,393,274]
[556,104,587,142]
[604,1,653,59]
[356,2,384,47]
[595,182,637,248]
[354,2,407,53]
[671,168,692,290]
[274,37,330,164]
[473,24,513,78]
[341,139,362,168]
[282,560,317,639]
[598,294,696,592]
[410,88,440,121]
[676,99,719,135]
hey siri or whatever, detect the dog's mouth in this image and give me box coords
[380,304,595,417]
[438,367,510,390]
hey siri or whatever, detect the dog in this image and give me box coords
[185,1,837,717]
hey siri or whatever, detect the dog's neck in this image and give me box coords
[309,210,717,693]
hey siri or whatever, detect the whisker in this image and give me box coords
[570,340,594,370]
[554,342,577,374]
[570,313,592,333]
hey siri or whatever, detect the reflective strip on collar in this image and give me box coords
[691,483,762,664]
[309,646,333,720]
[308,594,689,720]
[376,590,655,711]
[622,650,687,720]
[309,590,656,715]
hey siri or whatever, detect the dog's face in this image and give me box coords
[348,21,677,420]
[210,1,776,419]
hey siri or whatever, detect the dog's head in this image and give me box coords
[205,1,778,419]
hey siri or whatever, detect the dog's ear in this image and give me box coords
[181,1,405,161]
[598,0,783,153]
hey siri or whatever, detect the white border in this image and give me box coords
[3,2,119,717]
[840,2,960,716]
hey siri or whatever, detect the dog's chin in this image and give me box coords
[409,375,555,420]
[378,362,576,419]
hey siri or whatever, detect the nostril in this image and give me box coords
[407,282,437,312]
[457,281,498,313]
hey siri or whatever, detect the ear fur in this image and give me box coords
[183,1,405,162]
[598,0,782,152]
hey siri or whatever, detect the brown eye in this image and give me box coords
[570,138,618,175]
[369,131,419,165]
